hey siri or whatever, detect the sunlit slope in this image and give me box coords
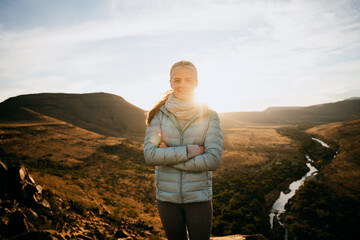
[0,121,162,233]
[307,118,360,198]
[220,98,360,124]
[0,92,146,139]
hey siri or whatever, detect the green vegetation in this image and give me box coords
[212,150,308,236]
[275,125,360,240]
[212,125,342,239]
[285,181,360,240]
[277,126,337,168]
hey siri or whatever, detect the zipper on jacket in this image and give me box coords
[180,134,184,203]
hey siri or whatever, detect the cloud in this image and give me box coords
[0,0,359,111]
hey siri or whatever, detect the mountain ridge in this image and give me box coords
[1,92,360,135]
[220,98,360,124]
[0,92,146,140]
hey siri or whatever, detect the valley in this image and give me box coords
[1,93,359,239]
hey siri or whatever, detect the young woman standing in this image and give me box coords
[144,60,223,240]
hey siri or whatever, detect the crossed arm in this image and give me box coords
[143,111,223,172]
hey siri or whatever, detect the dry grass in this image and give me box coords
[0,120,302,235]
[0,121,162,232]
[218,124,298,176]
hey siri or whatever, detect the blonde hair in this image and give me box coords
[146,60,198,125]
[170,60,198,82]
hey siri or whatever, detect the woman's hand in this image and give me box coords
[159,141,168,148]
[199,146,205,154]
[187,145,205,159]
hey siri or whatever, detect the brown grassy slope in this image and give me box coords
[217,122,298,172]
[307,118,360,199]
[0,110,301,236]
[0,119,163,233]
[0,92,146,140]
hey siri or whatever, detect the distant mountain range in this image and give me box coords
[220,98,360,125]
[1,93,360,137]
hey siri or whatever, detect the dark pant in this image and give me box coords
[157,200,213,240]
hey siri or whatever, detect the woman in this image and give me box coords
[144,60,223,240]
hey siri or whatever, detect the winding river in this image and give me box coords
[269,138,333,237]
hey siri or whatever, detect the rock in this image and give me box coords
[22,183,38,201]
[27,174,36,185]
[18,166,27,181]
[74,234,92,240]
[283,188,291,194]
[40,199,51,209]
[0,161,51,210]
[0,161,8,173]
[8,209,29,236]
[0,161,9,199]
[114,229,128,238]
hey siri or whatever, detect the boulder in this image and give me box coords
[0,161,51,209]
[114,229,128,238]
[8,209,29,236]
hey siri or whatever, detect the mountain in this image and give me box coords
[344,97,360,101]
[0,92,146,140]
[2,93,360,132]
[220,98,360,124]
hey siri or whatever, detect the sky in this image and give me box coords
[0,0,359,112]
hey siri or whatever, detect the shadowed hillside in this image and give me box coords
[276,118,360,240]
[0,93,146,140]
[220,98,360,124]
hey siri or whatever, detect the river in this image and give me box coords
[269,155,318,229]
[269,138,333,237]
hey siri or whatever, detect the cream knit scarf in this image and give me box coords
[165,93,201,120]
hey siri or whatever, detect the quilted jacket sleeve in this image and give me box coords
[144,112,189,166]
[171,111,223,172]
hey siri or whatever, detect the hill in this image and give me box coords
[0,120,163,238]
[306,118,360,199]
[0,93,146,140]
[220,98,360,124]
[280,118,360,239]
[2,93,360,133]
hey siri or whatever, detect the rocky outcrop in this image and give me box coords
[0,160,157,239]
[0,161,50,209]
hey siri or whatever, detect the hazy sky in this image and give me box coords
[1,0,359,112]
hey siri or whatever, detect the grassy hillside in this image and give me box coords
[0,114,303,239]
[0,120,163,235]
[281,119,360,240]
[306,118,360,199]
[0,93,146,140]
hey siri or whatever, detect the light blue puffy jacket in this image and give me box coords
[144,104,223,204]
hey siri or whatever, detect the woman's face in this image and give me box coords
[170,67,198,100]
